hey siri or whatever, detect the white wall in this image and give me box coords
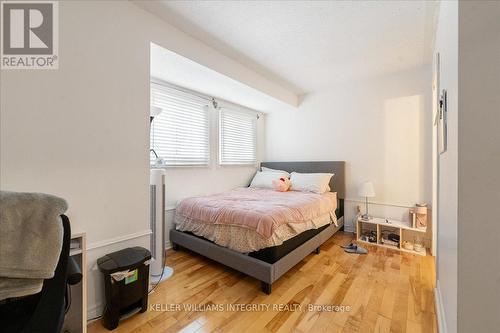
[457,1,500,332]
[265,66,432,233]
[0,0,272,319]
[433,1,458,332]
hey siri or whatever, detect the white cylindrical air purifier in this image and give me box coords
[150,169,173,283]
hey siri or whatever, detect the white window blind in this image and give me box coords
[150,81,210,166]
[219,108,257,165]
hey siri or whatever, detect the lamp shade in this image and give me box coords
[150,106,163,117]
[358,181,375,197]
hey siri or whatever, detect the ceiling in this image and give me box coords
[150,43,294,113]
[142,0,439,94]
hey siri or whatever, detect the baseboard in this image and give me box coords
[87,302,103,323]
[343,226,356,233]
[435,280,448,333]
[344,198,413,209]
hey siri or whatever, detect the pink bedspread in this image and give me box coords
[176,188,337,239]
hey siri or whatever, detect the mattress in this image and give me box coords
[175,187,338,253]
[179,217,343,264]
[249,223,331,263]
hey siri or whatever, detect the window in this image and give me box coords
[150,81,210,166]
[219,108,257,165]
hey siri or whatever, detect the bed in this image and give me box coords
[170,161,345,294]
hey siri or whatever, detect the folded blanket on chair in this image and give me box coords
[0,191,67,300]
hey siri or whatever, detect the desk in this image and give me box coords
[63,232,87,333]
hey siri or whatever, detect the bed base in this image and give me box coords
[170,217,343,295]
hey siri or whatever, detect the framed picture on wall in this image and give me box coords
[434,53,448,155]
[438,89,448,154]
[433,53,440,131]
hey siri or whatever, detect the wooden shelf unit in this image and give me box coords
[356,217,427,256]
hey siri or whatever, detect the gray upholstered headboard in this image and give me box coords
[260,161,346,199]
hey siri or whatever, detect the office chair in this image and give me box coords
[0,215,82,333]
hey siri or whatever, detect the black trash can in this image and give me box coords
[97,247,151,330]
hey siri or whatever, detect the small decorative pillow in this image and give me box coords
[272,177,291,192]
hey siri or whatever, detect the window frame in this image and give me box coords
[150,78,260,169]
[150,78,212,168]
[217,105,259,167]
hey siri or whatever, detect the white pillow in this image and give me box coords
[250,171,288,189]
[290,172,334,194]
[261,166,290,178]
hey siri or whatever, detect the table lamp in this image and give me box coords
[358,181,375,220]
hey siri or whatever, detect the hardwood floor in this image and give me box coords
[88,232,436,333]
